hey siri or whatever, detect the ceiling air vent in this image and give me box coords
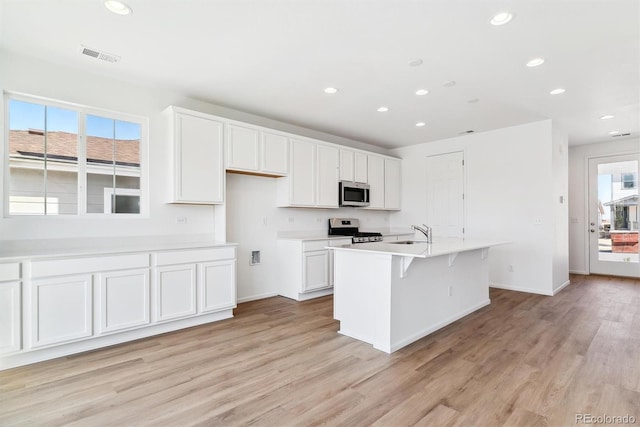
[612,133,631,137]
[80,45,121,63]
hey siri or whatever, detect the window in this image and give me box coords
[5,94,146,216]
[621,173,636,189]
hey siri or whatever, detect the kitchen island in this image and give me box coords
[329,238,504,353]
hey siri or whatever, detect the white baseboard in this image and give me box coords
[569,270,589,275]
[490,283,554,296]
[552,280,571,295]
[236,292,278,304]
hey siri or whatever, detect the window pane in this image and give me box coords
[9,100,47,215]
[114,120,141,214]
[46,106,78,215]
[8,100,78,215]
[86,115,115,213]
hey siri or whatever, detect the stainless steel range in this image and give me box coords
[328,218,383,243]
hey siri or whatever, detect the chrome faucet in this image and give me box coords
[411,224,432,243]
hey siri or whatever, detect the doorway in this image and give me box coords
[426,151,464,238]
[588,154,640,277]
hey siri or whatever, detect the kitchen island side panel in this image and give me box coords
[389,249,490,352]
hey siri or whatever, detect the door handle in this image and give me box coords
[590,229,596,233]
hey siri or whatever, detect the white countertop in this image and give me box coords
[328,238,507,259]
[0,234,237,261]
[277,228,414,241]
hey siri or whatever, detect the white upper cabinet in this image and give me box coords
[226,124,260,171]
[316,145,339,208]
[278,139,340,208]
[167,107,225,204]
[366,155,401,210]
[287,138,316,206]
[367,155,386,209]
[339,149,368,183]
[226,124,288,176]
[260,132,288,175]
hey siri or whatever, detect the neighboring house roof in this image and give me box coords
[9,129,140,167]
[603,195,639,206]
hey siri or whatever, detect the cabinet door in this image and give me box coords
[316,145,339,208]
[302,250,329,292]
[174,112,224,204]
[261,132,288,175]
[31,275,93,348]
[339,149,354,182]
[200,260,236,313]
[289,139,315,206]
[354,152,368,184]
[367,155,385,209]
[384,158,401,210]
[98,269,150,334]
[155,265,197,322]
[0,282,21,355]
[227,124,260,171]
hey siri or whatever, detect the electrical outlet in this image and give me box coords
[448,286,453,296]
[288,217,295,224]
[176,216,188,224]
[250,250,261,266]
[508,264,514,272]
[263,217,268,226]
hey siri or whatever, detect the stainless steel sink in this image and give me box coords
[389,240,427,245]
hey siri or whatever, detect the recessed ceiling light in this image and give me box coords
[443,80,456,88]
[324,87,338,94]
[408,58,423,67]
[104,0,133,15]
[600,115,615,120]
[415,122,426,127]
[526,58,545,67]
[415,89,429,96]
[490,12,514,26]
[377,107,389,112]
[550,88,566,95]
[467,98,479,103]
[609,130,620,135]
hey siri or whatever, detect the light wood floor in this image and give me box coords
[1,274,640,426]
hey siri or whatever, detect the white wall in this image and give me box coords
[552,127,569,291]
[226,172,391,302]
[0,49,391,241]
[390,120,566,295]
[568,137,640,274]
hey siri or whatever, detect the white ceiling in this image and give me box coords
[1,0,638,149]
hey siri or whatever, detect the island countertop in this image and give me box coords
[328,237,506,259]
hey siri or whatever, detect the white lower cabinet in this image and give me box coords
[0,281,21,355]
[98,269,150,334]
[302,250,329,292]
[1,243,237,371]
[277,238,351,301]
[200,260,236,313]
[31,275,93,348]
[155,264,197,322]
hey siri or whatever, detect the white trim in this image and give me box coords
[236,292,279,304]
[569,269,589,275]
[490,282,554,296]
[552,280,571,295]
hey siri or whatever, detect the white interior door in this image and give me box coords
[426,151,464,238]
[588,154,640,277]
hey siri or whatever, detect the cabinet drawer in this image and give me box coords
[302,240,329,252]
[155,246,236,266]
[0,263,20,282]
[31,254,149,278]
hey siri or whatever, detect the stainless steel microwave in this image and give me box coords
[339,181,370,207]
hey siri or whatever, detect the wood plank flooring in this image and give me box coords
[1,274,640,426]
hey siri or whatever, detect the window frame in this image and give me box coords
[621,172,636,189]
[3,91,149,219]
